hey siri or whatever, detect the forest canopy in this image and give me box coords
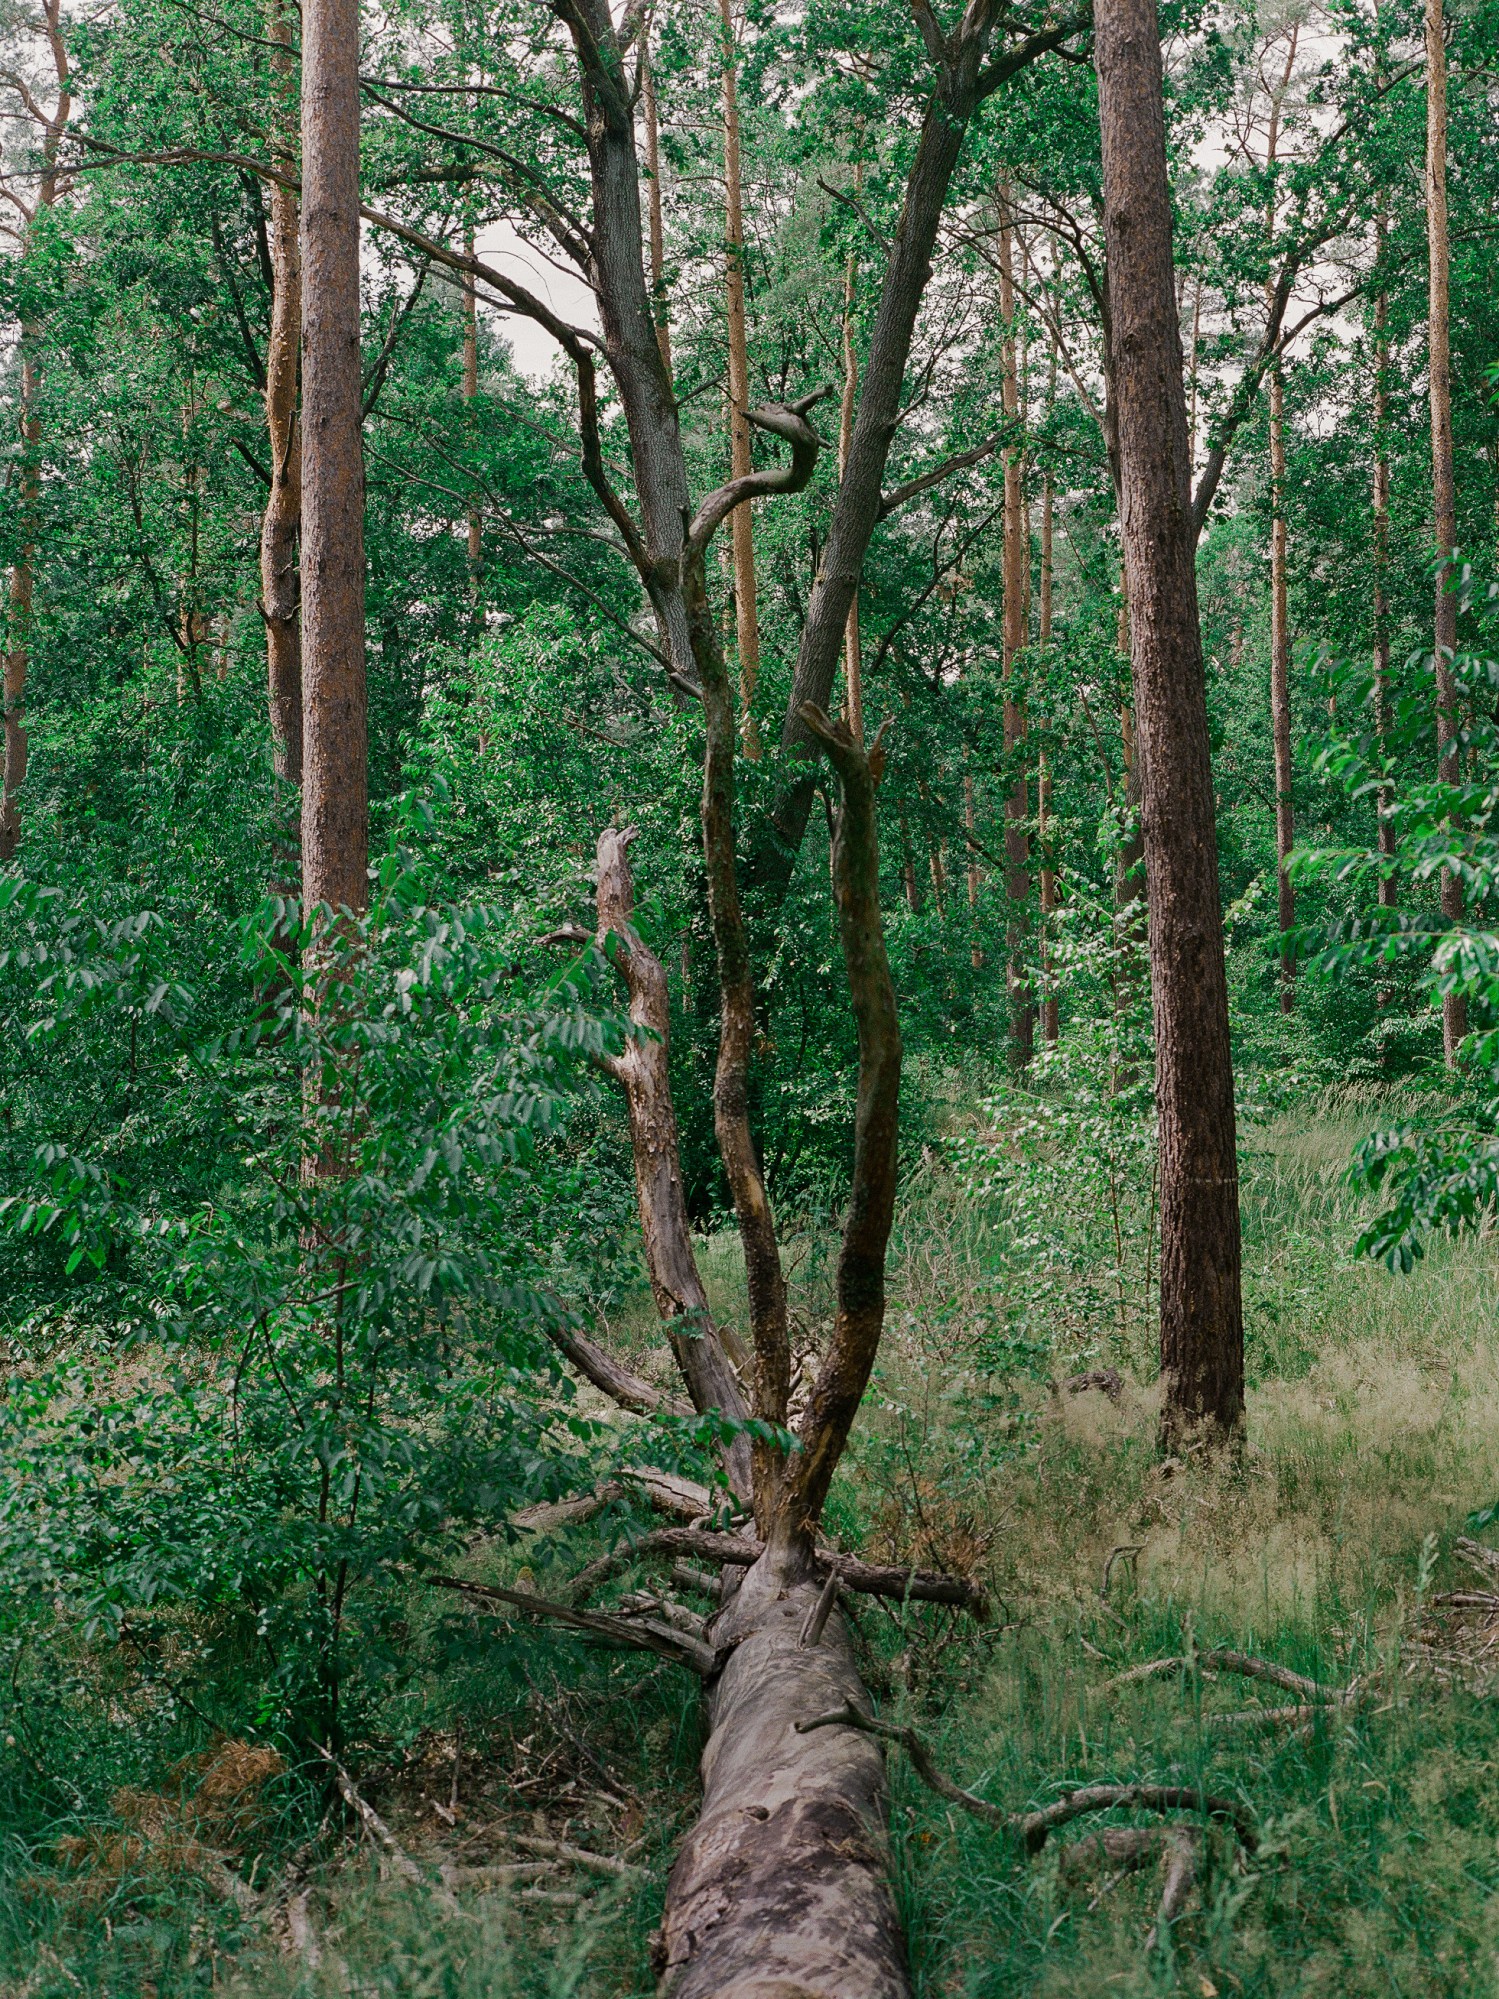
[3,0,1499,1992]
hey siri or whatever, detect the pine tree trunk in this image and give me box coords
[1372,259,1398,913]
[300,0,368,923]
[1095,0,1245,1441]
[1038,347,1059,1042]
[1426,0,1465,1065]
[462,224,483,608]
[1,347,39,864]
[0,0,69,864]
[1267,364,1295,1010]
[263,0,303,789]
[997,190,1034,1070]
[719,0,761,757]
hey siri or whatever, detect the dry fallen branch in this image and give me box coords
[611,1524,986,1613]
[427,1571,723,1675]
[508,1832,648,1882]
[1105,1647,1336,1703]
[1060,1823,1202,1947]
[796,1702,1258,1854]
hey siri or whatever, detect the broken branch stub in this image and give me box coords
[590,826,753,1502]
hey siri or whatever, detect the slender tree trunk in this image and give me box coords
[898,802,921,914]
[719,0,761,757]
[1427,0,1465,1065]
[0,0,69,864]
[837,175,864,747]
[300,0,368,923]
[641,40,672,379]
[462,226,483,608]
[263,0,303,789]
[1265,33,1298,1012]
[1095,0,1244,1441]
[1372,247,1397,913]
[1038,337,1059,1041]
[1267,364,1295,1009]
[998,189,1034,1070]
[1,347,40,864]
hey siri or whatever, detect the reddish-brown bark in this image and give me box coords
[299,0,368,922]
[262,0,302,792]
[1095,0,1244,1440]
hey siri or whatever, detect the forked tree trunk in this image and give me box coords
[262,0,303,793]
[719,0,761,757]
[1426,0,1465,1065]
[1096,0,1244,1440]
[300,0,368,922]
[657,712,905,1999]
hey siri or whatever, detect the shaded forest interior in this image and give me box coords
[4,0,1499,1991]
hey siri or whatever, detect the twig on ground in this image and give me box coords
[1101,1544,1144,1600]
[796,1703,1258,1853]
[315,1745,427,1889]
[1105,1647,1336,1703]
[508,1832,648,1881]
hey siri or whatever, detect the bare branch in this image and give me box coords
[686,389,832,556]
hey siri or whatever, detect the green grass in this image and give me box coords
[9,1093,1499,1995]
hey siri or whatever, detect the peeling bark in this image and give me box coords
[592,826,754,1503]
[656,1561,907,1999]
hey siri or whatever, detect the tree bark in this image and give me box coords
[1095,0,1244,1440]
[838,211,864,748]
[1267,364,1294,1011]
[1372,248,1397,912]
[300,0,368,922]
[998,188,1034,1068]
[1264,32,1297,1012]
[641,40,672,379]
[760,12,1084,898]
[592,827,754,1505]
[719,0,762,757]
[462,225,483,607]
[2,0,71,864]
[1039,340,1059,1042]
[262,0,303,791]
[1426,0,1465,1065]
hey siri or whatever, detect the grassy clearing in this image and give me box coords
[8,1095,1499,1995]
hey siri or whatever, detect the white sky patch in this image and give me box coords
[473,220,598,382]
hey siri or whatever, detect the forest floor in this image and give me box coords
[7,1095,1499,1997]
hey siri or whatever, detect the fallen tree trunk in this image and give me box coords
[655,1555,908,1999]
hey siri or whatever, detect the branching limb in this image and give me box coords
[778,708,901,1548]
[427,1572,723,1675]
[685,389,831,556]
[797,1705,1258,1852]
[543,1322,690,1418]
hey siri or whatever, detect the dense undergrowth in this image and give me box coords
[4,1095,1499,1997]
